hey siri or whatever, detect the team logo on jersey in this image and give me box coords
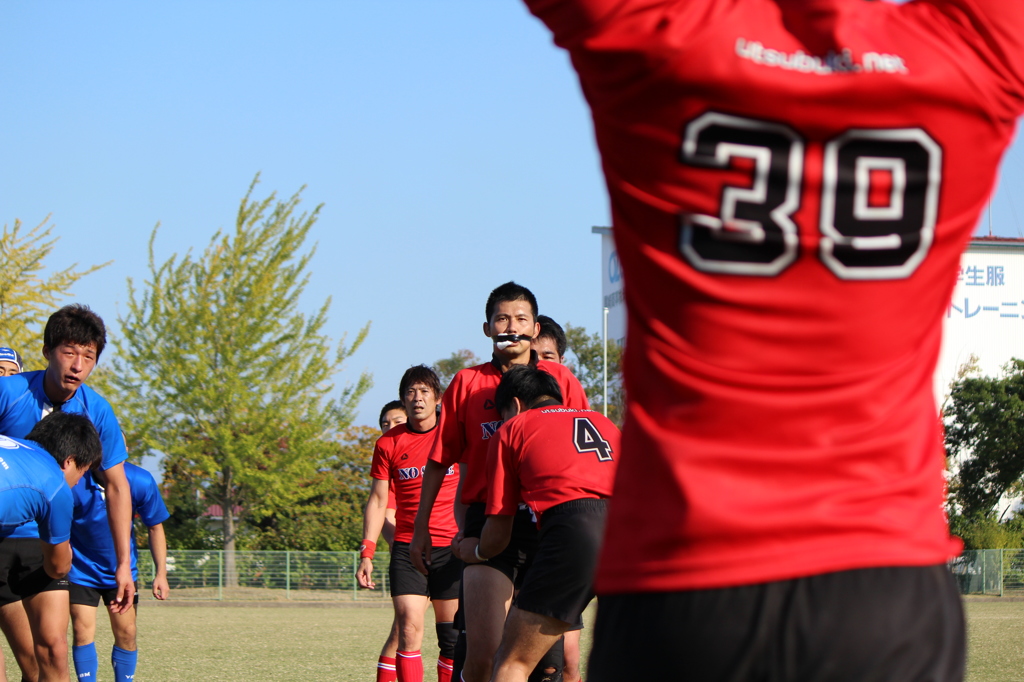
[398,466,424,481]
[483,399,495,410]
[734,37,908,76]
[400,454,409,460]
[0,436,19,450]
[480,420,503,440]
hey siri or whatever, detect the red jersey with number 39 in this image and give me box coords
[432,358,590,506]
[371,423,459,545]
[523,0,1024,593]
[486,406,620,522]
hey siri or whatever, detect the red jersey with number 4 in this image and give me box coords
[432,358,590,506]
[523,0,1024,593]
[371,423,459,545]
[486,406,620,522]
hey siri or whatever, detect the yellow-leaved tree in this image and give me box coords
[0,217,109,367]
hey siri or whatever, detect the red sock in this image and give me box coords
[437,655,454,682]
[396,650,423,682]
[377,655,398,682]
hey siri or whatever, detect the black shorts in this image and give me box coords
[0,538,70,606]
[389,542,461,600]
[514,499,606,627]
[589,564,966,682]
[69,581,140,607]
[463,503,538,584]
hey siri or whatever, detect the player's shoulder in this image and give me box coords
[537,359,584,388]
[0,371,36,400]
[0,371,33,390]
[74,382,115,414]
[537,359,572,376]
[0,435,62,486]
[124,462,158,488]
[375,423,409,451]
[456,362,500,384]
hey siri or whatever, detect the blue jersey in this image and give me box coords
[0,371,128,472]
[0,435,73,544]
[68,462,169,589]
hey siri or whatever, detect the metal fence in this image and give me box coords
[135,548,1024,601]
[948,549,1024,596]
[138,550,394,602]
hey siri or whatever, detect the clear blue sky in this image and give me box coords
[3,1,1023,435]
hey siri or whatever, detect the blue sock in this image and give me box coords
[111,645,138,681]
[72,643,98,681]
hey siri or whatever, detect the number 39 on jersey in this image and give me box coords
[679,111,941,280]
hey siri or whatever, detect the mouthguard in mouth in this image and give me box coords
[494,333,532,350]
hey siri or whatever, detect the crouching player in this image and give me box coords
[69,460,170,682]
[0,412,102,682]
[460,366,619,682]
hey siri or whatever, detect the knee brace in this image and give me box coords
[528,636,564,682]
[435,621,459,660]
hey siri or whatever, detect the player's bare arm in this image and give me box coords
[459,515,514,564]
[149,522,170,600]
[103,461,136,614]
[40,540,72,579]
[382,507,397,547]
[409,460,447,574]
[358,478,391,589]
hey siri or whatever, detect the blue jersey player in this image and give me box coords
[69,461,170,682]
[0,305,136,682]
[0,412,102,682]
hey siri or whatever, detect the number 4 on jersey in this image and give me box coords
[574,417,614,462]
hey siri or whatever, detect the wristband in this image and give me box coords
[474,544,487,562]
[359,539,376,560]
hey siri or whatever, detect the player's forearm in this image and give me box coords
[413,460,447,532]
[104,465,133,568]
[382,510,397,548]
[453,467,467,530]
[149,524,168,577]
[478,515,514,559]
[41,541,72,579]
[361,483,390,544]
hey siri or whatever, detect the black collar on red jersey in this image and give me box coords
[528,397,562,411]
[406,419,439,435]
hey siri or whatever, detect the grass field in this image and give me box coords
[1,597,1019,681]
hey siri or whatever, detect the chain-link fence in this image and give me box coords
[137,550,393,601]
[135,548,1024,601]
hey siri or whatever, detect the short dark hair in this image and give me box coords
[43,304,107,358]
[26,412,103,470]
[399,365,442,400]
[378,400,405,430]
[485,281,538,323]
[536,315,567,359]
[495,365,563,414]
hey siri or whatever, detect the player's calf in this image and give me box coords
[435,620,458,682]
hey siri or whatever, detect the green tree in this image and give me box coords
[564,323,624,425]
[109,178,371,581]
[0,217,109,366]
[948,513,1024,550]
[945,358,1024,519]
[247,425,378,551]
[433,349,481,392]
